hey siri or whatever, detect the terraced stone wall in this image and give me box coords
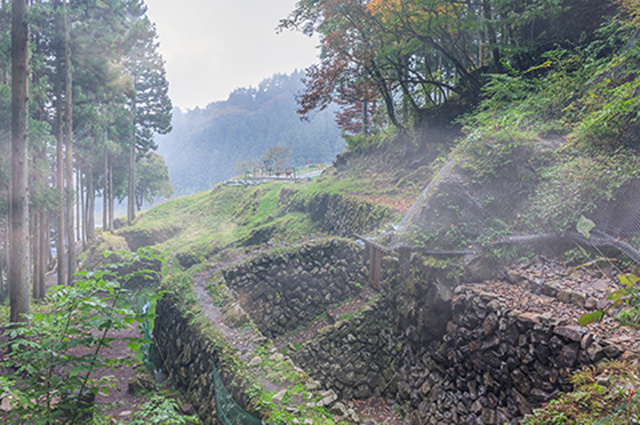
[222,238,368,338]
[289,252,626,425]
[393,286,624,425]
[291,253,457,401]
[280,188,396,237]
[291,298,399,400]
[154,294,258,425]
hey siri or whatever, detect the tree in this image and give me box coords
[126,4,172,224]
[53,0,66,286]
[261,145,291,172]
[63,0,75,286]
[282,0,616,134]
[134,151,172,211]
[9,0,29,323]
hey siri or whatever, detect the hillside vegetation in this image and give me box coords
[156,71,344,196]
[106,8,640,425]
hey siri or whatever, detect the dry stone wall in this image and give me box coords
[222,238,368,338]
[393,285,622,425]
[291,298,399,400]
[280,188,395,237]
[290,253,625,425]
[154,242,626,425]
[154,294,258,425]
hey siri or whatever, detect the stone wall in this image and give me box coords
[292,298,399,400]
[222,238,367,338]
[393,285,624,425]
[291,253,458,401]
[154,294,259,425]
[280,188,395,237]
[290,252,625,425]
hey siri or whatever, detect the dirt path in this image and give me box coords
[190,254,403,424]
[192,267,267,361]
[43,257,148,422]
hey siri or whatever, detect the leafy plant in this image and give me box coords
[129,395,198,424]
[522,360,640,425]
[575,216,640,329]
[0,248,162,424]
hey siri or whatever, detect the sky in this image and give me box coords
[144,0,319,111]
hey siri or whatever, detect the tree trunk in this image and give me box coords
[80,169,86,245]
[103,147,108,231]
[64,0,75,286]
[38,210,46,297]
[482,0,500,70]
[128,132,135,224]
[76,166,80,243]
[10,0,30,323]
[85,165,94,241]
[54,0,65,286]
[108,155,114,230]
[32,210,40,299]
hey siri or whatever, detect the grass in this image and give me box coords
[121,183,323,267]
[522,360,640,425]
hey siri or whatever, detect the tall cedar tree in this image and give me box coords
[126,5,171,224]
[9,0,29,322]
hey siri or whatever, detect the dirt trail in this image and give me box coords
[43,256,148,422]
[190,254,403,424]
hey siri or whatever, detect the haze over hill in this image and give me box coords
[156,71,343,196]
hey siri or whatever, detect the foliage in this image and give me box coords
[0,248,162,424]
[522,360,640,425]
[281,0,614,134]
[575,217,640,330]
[135,151,174,210]
[129,396,198,425]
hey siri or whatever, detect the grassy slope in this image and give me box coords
[105,18,640,425]
[118,139,435,269]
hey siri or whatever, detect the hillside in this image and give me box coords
[156,71,344,196]
[98,15,640,425]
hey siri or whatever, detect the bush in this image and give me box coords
[0,248,162,424]
[129,396,198,424]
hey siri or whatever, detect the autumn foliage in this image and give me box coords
[282,0,617,137]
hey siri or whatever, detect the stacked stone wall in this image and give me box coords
[280,188,395,237]
[289,254,625,425]
[154,295,258,425]
[222,238,367,338]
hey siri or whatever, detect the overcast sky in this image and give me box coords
[144,0,319,111]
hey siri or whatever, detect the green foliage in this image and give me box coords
[522,361,640,425]
[135,152,174,210]
[575,217,640,329]
[531,148,640,233]
[480,74,537,110]
[0,248,163,424]
[344,134,374,154]
[129,396,198,425]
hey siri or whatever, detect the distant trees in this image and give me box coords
[135,152,173,211]
[261,146,291,173]
[0,0,171,310]
[157,71,343,196]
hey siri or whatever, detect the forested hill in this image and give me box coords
[156,71,343,196]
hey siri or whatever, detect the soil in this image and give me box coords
[0,246,158,423]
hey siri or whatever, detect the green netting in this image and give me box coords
[212,362,273,425]
[140,298,273,425]
[593,392,640,425]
